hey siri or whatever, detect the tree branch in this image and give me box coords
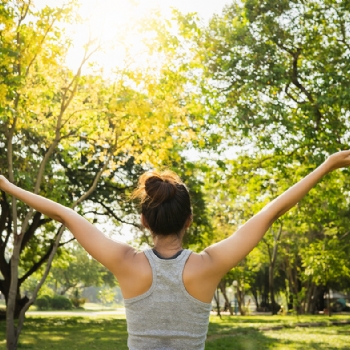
[4,224,12,250]
[18,243,54,285]
[0,196,10,245]
[20,213,51,253]
[284,82,307,104]
[278,45,324,130]
[335,9,350,51]
[25,16,56,77]
[59,237,76,246]
[96,201,142,229]
[271,222,283,266]
[261,237,272,261]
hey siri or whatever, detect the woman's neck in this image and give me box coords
[152,234,183,258]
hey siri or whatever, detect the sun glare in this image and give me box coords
[33,0,230,76]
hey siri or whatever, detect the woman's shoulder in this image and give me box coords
[116,249,153,299]
[183,251,222,303]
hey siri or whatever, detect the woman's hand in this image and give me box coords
[324,150,350,172]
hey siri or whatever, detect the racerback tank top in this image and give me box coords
[124,249,212,350]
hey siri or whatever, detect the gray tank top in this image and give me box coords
[124,249,212,350]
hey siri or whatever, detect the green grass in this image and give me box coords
[206,315,350,349]
[82,302,125,311]
[0,314,349,349]
[0,316,129,350]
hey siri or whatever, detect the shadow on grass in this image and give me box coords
[1,315,350,350]
[206,330,347,350]
[0,316,129,350]
[207,316,350,350]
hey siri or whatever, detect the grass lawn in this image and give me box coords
[0,314,349,349]
[206,315,350,349]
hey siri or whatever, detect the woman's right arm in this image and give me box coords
[200,150,350,280]
[0,176,135,275]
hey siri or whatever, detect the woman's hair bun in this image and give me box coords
[132,169,192,236]
[145,175,177,205]
[132,170,183,207]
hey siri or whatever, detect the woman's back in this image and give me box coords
[117,242,222,304]
[124,249,211,350]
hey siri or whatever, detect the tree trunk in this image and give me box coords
[213,288,221,317]
[6,237,22,350]
[317,287,326,313]
[261,266,269,309]
[251,288,259,310]
[327,286,332,317]
[236,284,245,316]
[267,224,282,315]
[309,285,325,314]
[269,264,277,315]
[306,281,321,314]
[218,280,233,315]
[2,277,29,319]
[285,256,302,314]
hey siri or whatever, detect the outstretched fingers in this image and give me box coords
[325,150,350,171]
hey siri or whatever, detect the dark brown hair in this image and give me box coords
[132,170,192,236]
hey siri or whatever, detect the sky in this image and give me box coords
[34,0,231,24]
[33,0,232,73]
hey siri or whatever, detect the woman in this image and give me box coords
[1,150,350,349]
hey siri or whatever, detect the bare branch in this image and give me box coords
[20,213,51,253]
[96,202,142,229]
[4,225,12,249]
[335,9,350,51]
[59,237,76,246]
[340,231,350,240]
[61,43,100,112]
[19,1,31,24]
[261,237,272,261]
[241,146,302,171]
[290,49,315,103]
[278,45,324,129]
[18,243,54,285]
[14,0,31,79]
[62,108,101,127]
[17,224,66,336]
[59,128,79,140]
[271,222,283,265]
[25,17,57,77]
[284,82,307,104]
[0,195,10,244]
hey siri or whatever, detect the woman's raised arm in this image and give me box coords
[0,176,135,275]
[202,150,350,278]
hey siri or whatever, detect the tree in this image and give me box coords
[200,0,350,156]
[302,234,350,313]
[0,2,200,349]
[198,147,350,314]
[174,0,350,313]
[49,244,117,297]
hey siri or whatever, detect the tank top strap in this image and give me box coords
[144,248,191,269]
[177,249,192,269]
[143,249,158,270]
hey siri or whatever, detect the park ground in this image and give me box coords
[1,310,350,349]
